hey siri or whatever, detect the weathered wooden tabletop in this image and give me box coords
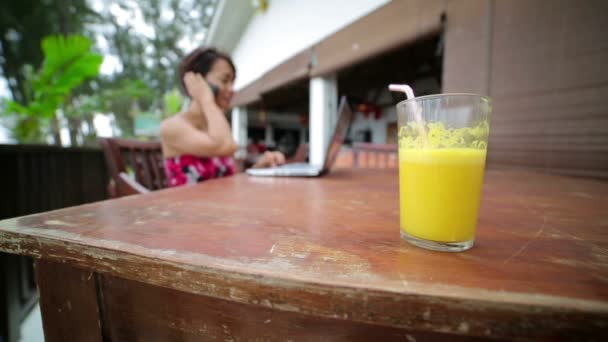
[1,168,607,339]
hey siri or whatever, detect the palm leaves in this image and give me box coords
[32,34,103,118]
[3,34,102,143]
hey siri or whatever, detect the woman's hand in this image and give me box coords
[162,71,236,157]
[252,151,286,168]
[184,72,215,107]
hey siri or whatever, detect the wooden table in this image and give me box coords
[0,168,607,341]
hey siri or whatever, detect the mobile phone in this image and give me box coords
[207,80,220,97]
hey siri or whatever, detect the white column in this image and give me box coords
[309,75,338,166]
[231,107,248,158]
[265,123,274,146]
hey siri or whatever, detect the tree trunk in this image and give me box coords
[51,117,63,146]
[83,116,98,146]
[68,118,80,146]
[57,0,72,36]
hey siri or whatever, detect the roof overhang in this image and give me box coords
[231,0,445,108]
[206,0,255,54]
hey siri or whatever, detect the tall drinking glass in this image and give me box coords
[397,94,492,252]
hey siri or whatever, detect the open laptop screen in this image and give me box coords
[322,96,353,173]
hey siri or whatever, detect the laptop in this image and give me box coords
[246,96,353,177]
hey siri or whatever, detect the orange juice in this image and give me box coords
[399,148,486,242]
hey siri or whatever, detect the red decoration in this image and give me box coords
[357,103,382,120]
[299,113,309,127]
[374,107,382,120]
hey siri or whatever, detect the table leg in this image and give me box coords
[35,259,103,342]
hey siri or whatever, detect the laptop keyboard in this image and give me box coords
[279,162,311,170]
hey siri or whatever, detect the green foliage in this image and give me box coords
[11,116,47,143]
[1,0,218,142]
[3,34,102,143]
[104,0,217,100]
[0,0,100,104]
[64,94,102,119]
[97,0,217,135]
[163,89,184,118]
[34,35,103,116]
[98,79,155,137]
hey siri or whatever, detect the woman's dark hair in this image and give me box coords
[178,47,236,96]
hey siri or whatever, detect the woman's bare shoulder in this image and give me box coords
[160,112,190,137]
[160,113,190,157]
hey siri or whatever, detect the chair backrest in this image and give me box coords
[352,143,398,168]
[98,138,167,197]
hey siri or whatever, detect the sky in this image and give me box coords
[1,0,209,95]
[0,77,7,98]
[0,79,10,142]
[92,0,207,75]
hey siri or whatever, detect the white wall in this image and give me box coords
[349,106,397,144]
[231,0,390,90]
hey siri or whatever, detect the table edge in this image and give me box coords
[1,226,607,339]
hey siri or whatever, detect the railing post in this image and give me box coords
[231,107,248,159]
[309,75,337,167]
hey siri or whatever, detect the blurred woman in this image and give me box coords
[160,47,285,187]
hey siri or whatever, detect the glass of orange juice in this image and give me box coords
[397,94,492,252]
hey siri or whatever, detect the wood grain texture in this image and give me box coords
[35,260,102,342]
[487,0,608,178]
[1,169,607,339]
[442,0,492,95]
[98,138,166,197]
[0,144,109,219]
[0,144,108,342]
[99,273,486,341]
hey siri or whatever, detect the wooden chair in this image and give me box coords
[98,138,167,198]
[352,143,398,168]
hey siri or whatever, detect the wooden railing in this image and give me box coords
[352,143,398,168]
[0,144,109,342]
[0,144,109,218]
